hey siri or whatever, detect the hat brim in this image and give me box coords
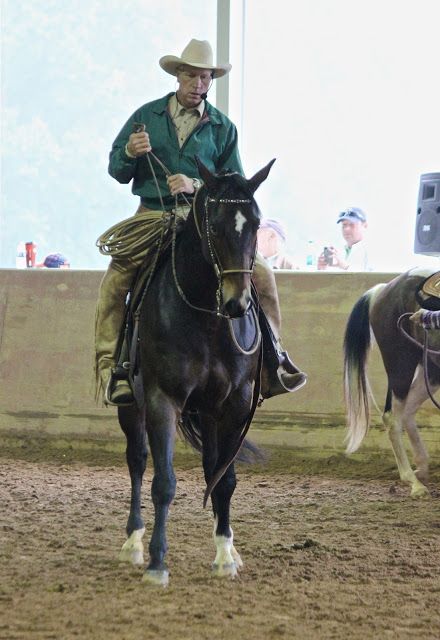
[159,55,231,79]
[337,215,366,223]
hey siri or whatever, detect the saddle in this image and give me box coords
[415,271,440,311]
[112,268,294,406]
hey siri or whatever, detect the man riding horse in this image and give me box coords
[95,38,307,405]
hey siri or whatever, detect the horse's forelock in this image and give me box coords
[211,173,255,203]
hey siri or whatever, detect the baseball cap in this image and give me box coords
[337,207,367,224]
[259,218,287,242]
[37,253,70,268]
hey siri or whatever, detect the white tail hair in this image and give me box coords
[344,283,386,453]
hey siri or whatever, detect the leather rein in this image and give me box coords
[171,179,258,319]
[397,312,440,410]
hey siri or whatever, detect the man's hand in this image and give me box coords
[330,248,348,270]
[317,252,328,270]
[409,309,426,326]
[126,131,152,157]
[167,174,194,196]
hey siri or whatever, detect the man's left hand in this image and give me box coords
[167,174,193,196]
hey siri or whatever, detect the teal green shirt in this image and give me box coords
[108,92,244,211]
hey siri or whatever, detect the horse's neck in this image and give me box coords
[175,211,218,307]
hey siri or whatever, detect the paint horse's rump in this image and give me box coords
[117,159,275,586]
[343,268,440,497]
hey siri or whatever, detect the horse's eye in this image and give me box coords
[209,224,218,236]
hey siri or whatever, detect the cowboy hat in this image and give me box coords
[159,39,231,79]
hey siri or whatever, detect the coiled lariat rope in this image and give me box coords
[96,152,192,262]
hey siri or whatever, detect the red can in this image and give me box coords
[25,242,37,268]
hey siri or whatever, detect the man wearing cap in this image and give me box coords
[317,207,371,271]
[37,253,70,269]
[95,39,306,405]
[257,218,298,270]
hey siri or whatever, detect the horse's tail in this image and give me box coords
[178,413,204,453]
[343,283,386,453]
[178,412,266,505]
[179,413,266,460]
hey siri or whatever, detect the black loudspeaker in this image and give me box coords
[414,172,440,255]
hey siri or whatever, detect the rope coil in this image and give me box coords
[96,210,171,261]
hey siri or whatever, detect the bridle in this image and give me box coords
[141,149,257,318]
[171,185,258,317]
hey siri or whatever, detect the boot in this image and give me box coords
[104,367,134,406]
[95,262,137,406]
[261,347,307,399]
[104,325,135,406]
[252,255,307,399]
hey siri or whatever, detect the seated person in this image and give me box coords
[317,207,371,271]
[257,218,298,270]
[95,39,306,405]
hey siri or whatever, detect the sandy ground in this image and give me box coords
[1,437,440,640]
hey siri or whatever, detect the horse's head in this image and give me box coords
[195,157,276,318]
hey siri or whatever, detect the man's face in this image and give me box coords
[176,65,212,108]
[257,227,281,258]
[341,220,366,247]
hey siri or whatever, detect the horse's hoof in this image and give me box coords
[119,527,145,565]
[143,569,169,587]
[410,483,430,499]
[119,548,144,565]
[231,546,243,569]
[415,468,429,484]
[212,562,238,578]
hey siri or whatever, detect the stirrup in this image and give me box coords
[104,364,135,407]
[261,367,307,399]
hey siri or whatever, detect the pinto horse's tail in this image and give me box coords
[343,284,386,453]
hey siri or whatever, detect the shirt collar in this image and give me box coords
[169,93,205,118]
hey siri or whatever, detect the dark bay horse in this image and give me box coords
[117,159,275,585]
[343,267,440,498]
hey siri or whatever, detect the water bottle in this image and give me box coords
[16,242,26,269]
[305,240,316,269]
[25,242,37,267]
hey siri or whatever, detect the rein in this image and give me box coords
[171,185,257,318]
[131,149,257,319]
[397,312,440,410]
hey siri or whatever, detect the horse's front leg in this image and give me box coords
[202,423,242,578]
[211,464,243,578]
[118,405,148,565]
[143,396,177,587]
[402,370,432,484]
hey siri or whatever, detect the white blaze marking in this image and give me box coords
[235,210,246,236]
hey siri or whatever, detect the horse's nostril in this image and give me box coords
[224,299,246,318]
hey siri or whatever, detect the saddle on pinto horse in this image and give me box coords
[415,271,440,311]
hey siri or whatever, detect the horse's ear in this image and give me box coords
[247,159,276,195]
[195,156,218,193]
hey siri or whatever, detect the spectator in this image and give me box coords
[317,207,371,271]
[257,218,298,269]
[37,253,70,269]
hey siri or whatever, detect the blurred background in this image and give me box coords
[1,0,439,271]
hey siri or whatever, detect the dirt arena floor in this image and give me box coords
[1,434,440,640]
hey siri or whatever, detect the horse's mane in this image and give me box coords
[212,170,255,201]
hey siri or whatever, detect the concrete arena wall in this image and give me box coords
[1,268,439,454]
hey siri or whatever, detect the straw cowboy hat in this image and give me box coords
[159,39,231,79]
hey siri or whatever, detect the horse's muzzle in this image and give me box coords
[222,298,250,318]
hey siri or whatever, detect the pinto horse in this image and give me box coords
[117,159,275,585]
[343,267,440,498]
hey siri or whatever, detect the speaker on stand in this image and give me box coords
[414,172,440,255]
